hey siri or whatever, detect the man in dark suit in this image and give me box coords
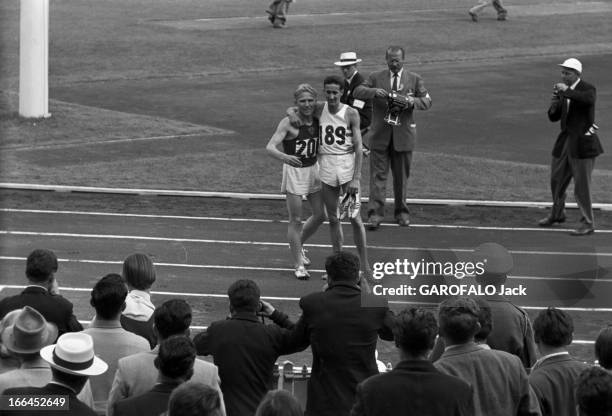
[351,307,473,416]
[289,251,395,416]
[539,58,603,235]
[334,52,373,136]
[112,335,196,416]
[353,45,432,229]
[0,249,82,336]
[2,332,108,416]
[193,279,300,416]
[529,307,591,416]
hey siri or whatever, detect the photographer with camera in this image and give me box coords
[193,279,302,416]
[353,46,432,230]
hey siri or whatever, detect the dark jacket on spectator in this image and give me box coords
[0,286,82,336]
[290,282,395,416]
[193,310,299,416]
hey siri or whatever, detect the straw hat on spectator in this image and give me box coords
[40,332,108,376]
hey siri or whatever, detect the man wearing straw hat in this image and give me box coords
[0,306,95,406]
[2,332,108,415]
[334,52,373,139]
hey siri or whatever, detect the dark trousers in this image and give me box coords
[549,141,595,225]
[368,139,413,217]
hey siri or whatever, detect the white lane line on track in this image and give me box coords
[2,230,611,257]
[2,257,612,283]
[2,208,611,233]
[2,284,609,316]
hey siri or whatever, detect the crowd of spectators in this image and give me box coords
[0,247,611,416]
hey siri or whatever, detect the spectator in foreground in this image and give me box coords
[108,299,225,415]
[0,309,22,374]
[120,253,157,348]
[0,248,82,335]
[2,332,107,416]
[167,381,223,416]
[112,336,195,416]
[576,366,612,416]
[529,307,591,416]
[83,273,150,413]
[289,251,395,416]
[352,308,473,416]
[594,325,612,370]
[194,279,298,416]
[0,306,94,405]
[434,297,540,416]
[255,390,303,416]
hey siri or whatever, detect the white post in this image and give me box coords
[19,0,50,118]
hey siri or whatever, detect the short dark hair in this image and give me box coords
[227,280,260,313]
[576,367,612,416]
[438,298,480,344]
[386,45,405,60]
[474,298,493,342]
[595,326,612,370]
[533,307,573,347]
[154,335,196,379]
[168,381,222,416]
[393,308,438,355]
[323,75,345,91]
[255,390,303,416]
[122,253,156,291]
[90,274,127,319]
[153,299,192,340]
[324,251,360,283]
[25,249,58,283]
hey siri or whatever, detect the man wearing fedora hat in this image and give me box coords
[334,52,373,139]
[539,58,603,236]
[2,332,107,416]
[0,307,95,406]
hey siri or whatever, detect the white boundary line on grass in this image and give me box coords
[2,232,612,257]
[2,256,612,283]
[2,208,612,233]
[2,183,611,211]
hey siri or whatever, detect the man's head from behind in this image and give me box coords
[228,279,261,314]
[438,297,481,345]
[533,307,573,348]
[25,249,58,285]
[153,299,192,340]
[90,274,127,320]
[168,381,222,416]
[473,242,513,286]
[325,251,360,284]
[122,253,156,291]
[154,335,196,382]
[393,307,438,358]
[576,366,612,416]
[255,390,303,416]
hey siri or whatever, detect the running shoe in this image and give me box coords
[295,266,310,280]
[339,193,361,220]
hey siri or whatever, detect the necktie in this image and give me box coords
[392,73,398,91]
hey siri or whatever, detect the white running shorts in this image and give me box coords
[281,163,321,196]
[318,153,355,187]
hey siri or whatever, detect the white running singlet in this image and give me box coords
[318,102,354,155]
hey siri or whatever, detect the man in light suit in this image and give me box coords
[353,46,432,229]
[539,58,603,235]
[107,299,225,416]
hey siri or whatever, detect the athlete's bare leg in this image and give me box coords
[301,191,325,246]
[286,192,305,268]
[321,183,343,253]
